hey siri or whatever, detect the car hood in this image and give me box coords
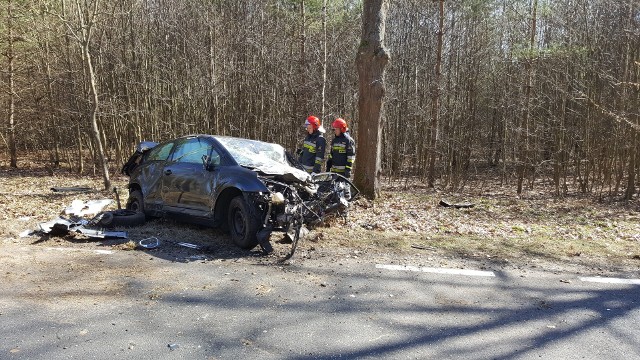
[249,163,310,183]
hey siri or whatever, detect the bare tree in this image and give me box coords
[56,0,111,189]
[1,0,638,200]
[4,0,18,168]
[426,0,444,187]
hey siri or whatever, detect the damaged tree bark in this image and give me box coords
[354,0,390,199]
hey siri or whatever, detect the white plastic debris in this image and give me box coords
[64,199,113,216]
[19,229,34,238]
[139,237,160,249]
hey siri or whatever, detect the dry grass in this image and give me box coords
[317,178,640,270]
[2,166,640,271]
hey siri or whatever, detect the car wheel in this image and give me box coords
[110,209,146,227]
[92,209,145,228]
[228,195,260,249]
[126,190,145,213]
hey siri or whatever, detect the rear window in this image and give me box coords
[146,142,174,161]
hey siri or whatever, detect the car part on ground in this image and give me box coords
[439,199,475,209]
[91,210,146,228]
[50,186,94,193]
[64,199,113,217]
[138,237,160,249]
[36,216,128,240]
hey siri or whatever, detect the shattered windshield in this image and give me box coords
[215,136,309,182]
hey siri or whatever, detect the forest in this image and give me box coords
[1,0,639,198]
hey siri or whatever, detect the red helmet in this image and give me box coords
[332,118,348,132]
[305,115,321,130]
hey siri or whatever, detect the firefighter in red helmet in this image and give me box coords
[298,115,326,174]
[326,118,356,180]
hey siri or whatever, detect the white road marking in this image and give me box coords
[579,277,640,285]
[376,264,495,277]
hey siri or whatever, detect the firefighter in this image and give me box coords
[326,118,356,180]
[298,115,326,174]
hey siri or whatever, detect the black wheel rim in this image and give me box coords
[232,209,245,236]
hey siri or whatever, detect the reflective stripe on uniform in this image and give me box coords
[303,141,316,153]
[332,144,346,154]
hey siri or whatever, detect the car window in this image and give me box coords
[146,142,174,161]
[171,138,214,164]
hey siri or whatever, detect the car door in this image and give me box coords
[135,141,175,212]
[161,137,220,218]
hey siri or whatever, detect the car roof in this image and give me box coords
[179,134,275,145]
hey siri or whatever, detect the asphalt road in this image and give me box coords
[1,243,639,359]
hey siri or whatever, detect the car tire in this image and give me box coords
[126,190,145,213]
[92,209,145,228]
[91,211,114,227]
[228,195,260,249]
[109,209,146,227]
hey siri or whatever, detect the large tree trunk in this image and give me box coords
[354,0,390,199]
[321,0,327,120]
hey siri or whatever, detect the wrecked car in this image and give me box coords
[122,134,357,253]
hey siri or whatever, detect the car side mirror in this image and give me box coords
[202,153,220,171]
[201,154,215,171]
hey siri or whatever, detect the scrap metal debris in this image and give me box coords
[28,199,127,240]
[36,216,128,239]
[439,199,475,209]
[177,242,202,249]
[75,228,127,239]
[50,186,94,193]
[137,237,205,251]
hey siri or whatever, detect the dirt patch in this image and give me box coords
[1,167,640,276]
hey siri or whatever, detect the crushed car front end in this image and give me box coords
[251,171,357,254]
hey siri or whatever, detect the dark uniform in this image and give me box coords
[299,131,326,174]
[327,131,356,178]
